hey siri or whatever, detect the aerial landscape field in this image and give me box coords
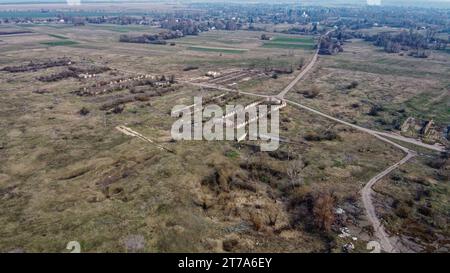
[0,0,448,254]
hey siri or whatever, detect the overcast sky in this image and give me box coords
[1,0,450,5]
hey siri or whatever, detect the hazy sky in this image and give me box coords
[64,0,450,1]
[1,0,450,5]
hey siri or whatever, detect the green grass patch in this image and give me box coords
[272,36,315,43]
[329,58,448,79]
[40,40,79,47]
[262,36,316,50]
[18,23,75,29]
[402,92,450,124]
[86,24,151,33]
[68,44,104,50]
[225,150,240,159]
[47,34,69,40]
[89,26,129,33]
[187,46,246,54]
[262,42,315,50]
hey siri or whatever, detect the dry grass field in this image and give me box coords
[287,39,450,128]
[373,157,449,252]
[0,22,448,253]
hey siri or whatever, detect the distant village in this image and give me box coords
[1,3,448,54]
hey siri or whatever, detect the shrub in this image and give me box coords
[417,205,433,217]
[394,202,412,218]
[303,86,320,98]
[368,105,383,116]
[304,131,321,141]
[313,192,335,232]
[249,213,264,231]
[225,150,239,159]
[415,187,431,201]
[346,81,359,89]
[391,172,402,181]
[426,158,446,169]
[183,65,199,71]
[112,105,124,114]
[290,185,313,207]
[304,130,339,141]
[222,238,239,252]
[79,107,90,116]
[267,212,278,226]
[362,225,375,236]
[268,149,291,160]
[287,159,305,188]
[321,130,339,141]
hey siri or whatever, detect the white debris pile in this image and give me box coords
[335,207,345,215]
[339,227,351,238]
[342,242,355,253]
[206,71,221,78]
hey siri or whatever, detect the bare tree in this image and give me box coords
[298,57,305,69]
[287,157,305,189]
[313,192,335,232]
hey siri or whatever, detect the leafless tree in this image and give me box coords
[287,157,305,189]
[313,192,335,232]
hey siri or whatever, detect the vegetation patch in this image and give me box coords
[47,34,69,40]
[225,150,240,159]
[262,36,315,50]
[262,42,315,50]
[271,36,315,43]
[402,92,450,124]
[40,40,79,47]
[187,46,247,54]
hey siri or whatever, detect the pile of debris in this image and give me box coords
[199,69,268,86]
[38,70,78,82]
[37,66,110,82]
[1,58,72,73]
[100,87,177,111]
[73,74,175,96]
[401,117,448,145]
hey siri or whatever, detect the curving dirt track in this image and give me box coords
[178,29,443,252]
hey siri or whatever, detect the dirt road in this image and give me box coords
[361,152,416,252]
[116,125,174,153]
[277,51,319,99]
[277,30,333,99]
[180,29,444,252]
[283,99,445,153]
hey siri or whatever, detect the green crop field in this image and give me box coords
[40,40,79,47]
[187,46,247,54]
[0,11,133,19]
[86,24,153,33]
[271,36,315,44]
[47,34,69,40]
[262,36,316,50]
[403,92,450,124]
[17,23,75,29]
[262,42,315,50]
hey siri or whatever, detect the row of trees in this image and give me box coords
[119,31,184,44]
[319,36,344,55]
[1,58,72,73]
[160,18,240,35]
[365,29,447,57]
